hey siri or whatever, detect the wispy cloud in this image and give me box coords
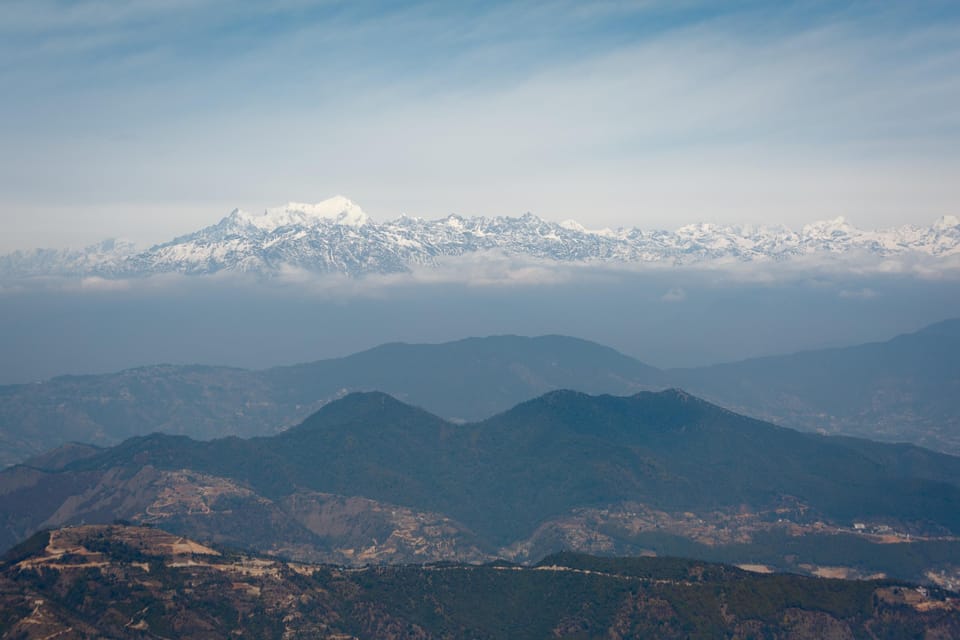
[2,1,960,252]
[839,287,878,299]
[5,247,960,302]
[661,287,687,302]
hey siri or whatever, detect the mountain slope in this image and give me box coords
[266,334,662,421]
[3,197,959,279]
[2,318,960,470]
[5,525,957,640]
[440,390,960,542]
[0,335,664,467]
[671,318,960,453]
[2,390,960,583]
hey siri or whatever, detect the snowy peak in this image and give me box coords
[89,237,139,255]
[559,219,617,237]
[230,195,369,231]
[559,219,587,233]
[1,200,959,280]
[934,215,960,231]
[801,216,856,239]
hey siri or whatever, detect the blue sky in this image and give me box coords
[3,0,960,251]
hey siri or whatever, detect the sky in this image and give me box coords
[3,0,960,252]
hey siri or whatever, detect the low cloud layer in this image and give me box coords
[4,246,960,301]
[3,263,959,387]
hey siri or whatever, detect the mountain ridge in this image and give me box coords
[668,318,960,452]
[4,525,957,639]
[3,196,959,278]
[1,320,959,467]
[3,389,960,585]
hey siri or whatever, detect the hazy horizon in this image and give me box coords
[2,270,958,385]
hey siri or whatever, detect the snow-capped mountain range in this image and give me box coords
[3,196,959,279]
